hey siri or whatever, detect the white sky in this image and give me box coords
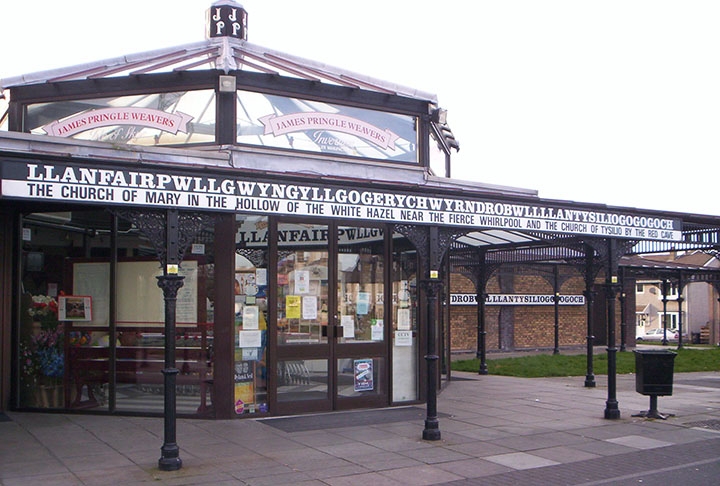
[1,1,718,216]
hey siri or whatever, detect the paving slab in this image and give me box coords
[1,370,720,485]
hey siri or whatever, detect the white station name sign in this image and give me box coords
[0,161,682,242]
[451,294,586,306]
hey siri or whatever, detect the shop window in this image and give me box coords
[233,215,269,415]
[337,226,385,344]
[18,211,113,410]
[17,210,215,416]
[275,222,329,346]
[392,235,419,402]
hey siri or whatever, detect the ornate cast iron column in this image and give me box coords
[661,279,670,346]
[583,285,596,387]
[553,265,560,355]
[581,243,600,388]
[157,209,183,471]
[420,276,443,440]
[604,238,621,420]
[619,267,627,352]
[157,271,184,471]
[113,208,212,471]
[676,271,685,349]
[475,256,492,375]
[454,248,495,375]
[395,224,464,441]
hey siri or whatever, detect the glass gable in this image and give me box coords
[20,87,424,165]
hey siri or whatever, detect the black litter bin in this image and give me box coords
[691,332,701,344]
[633,349,677,419]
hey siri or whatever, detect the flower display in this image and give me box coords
[22,294,64,381]
[23,323,65,378]
[28,294,59,329]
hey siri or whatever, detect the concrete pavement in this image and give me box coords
[2,370,720,485]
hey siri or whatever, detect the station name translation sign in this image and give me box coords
[451,294,586,306]
[0,160,682,242]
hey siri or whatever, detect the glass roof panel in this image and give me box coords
[236,90,418,163]
[25,90,216,146]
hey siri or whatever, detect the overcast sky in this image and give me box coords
[2,1,718,216]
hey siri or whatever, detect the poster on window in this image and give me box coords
[356,292,370,315]
[58,295,92,321]
[354,358,374,392]
[397,308,411,330]
[302,296,317,319]
[286,295,301,319]
[234,361,255,414]
[242,305,259,329]
[294,270,310,294]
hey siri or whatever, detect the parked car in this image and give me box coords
[637,328,684,341]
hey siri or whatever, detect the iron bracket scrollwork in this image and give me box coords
[112,209,214,268]
[394,224,466,274]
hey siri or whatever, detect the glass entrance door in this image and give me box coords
[273,221,388,414]
[275,221,332,413]
[335,225,387,409]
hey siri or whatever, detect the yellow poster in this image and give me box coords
[234,382,254,414]
[286,295,301,319]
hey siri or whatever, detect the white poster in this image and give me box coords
[395,330,413,346]
[397,308,411,330]
[255,268,267,286]
[371,320,384,341]
[341,315,355,338]
[302,296,318,319]
[295,270,310,294]
[242,306,259,329]
[239,330,262,348]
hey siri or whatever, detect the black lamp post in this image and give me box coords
[158,209,183,471]
[661,279,669,346]
[477,289,488,375]
[422,276,443,441]
[113,208,210,471]
[584,246,596,388]
[157,273,184,471]
[475,252,488,375]
[604,239,621,420]
[619,291,627,352]
[553,267,561,356]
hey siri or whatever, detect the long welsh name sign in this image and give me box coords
[0,160,682,241]
[451,294,586,306]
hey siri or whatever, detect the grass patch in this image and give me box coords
[451,346,720,378]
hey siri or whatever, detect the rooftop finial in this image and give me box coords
[207,1,248,40]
